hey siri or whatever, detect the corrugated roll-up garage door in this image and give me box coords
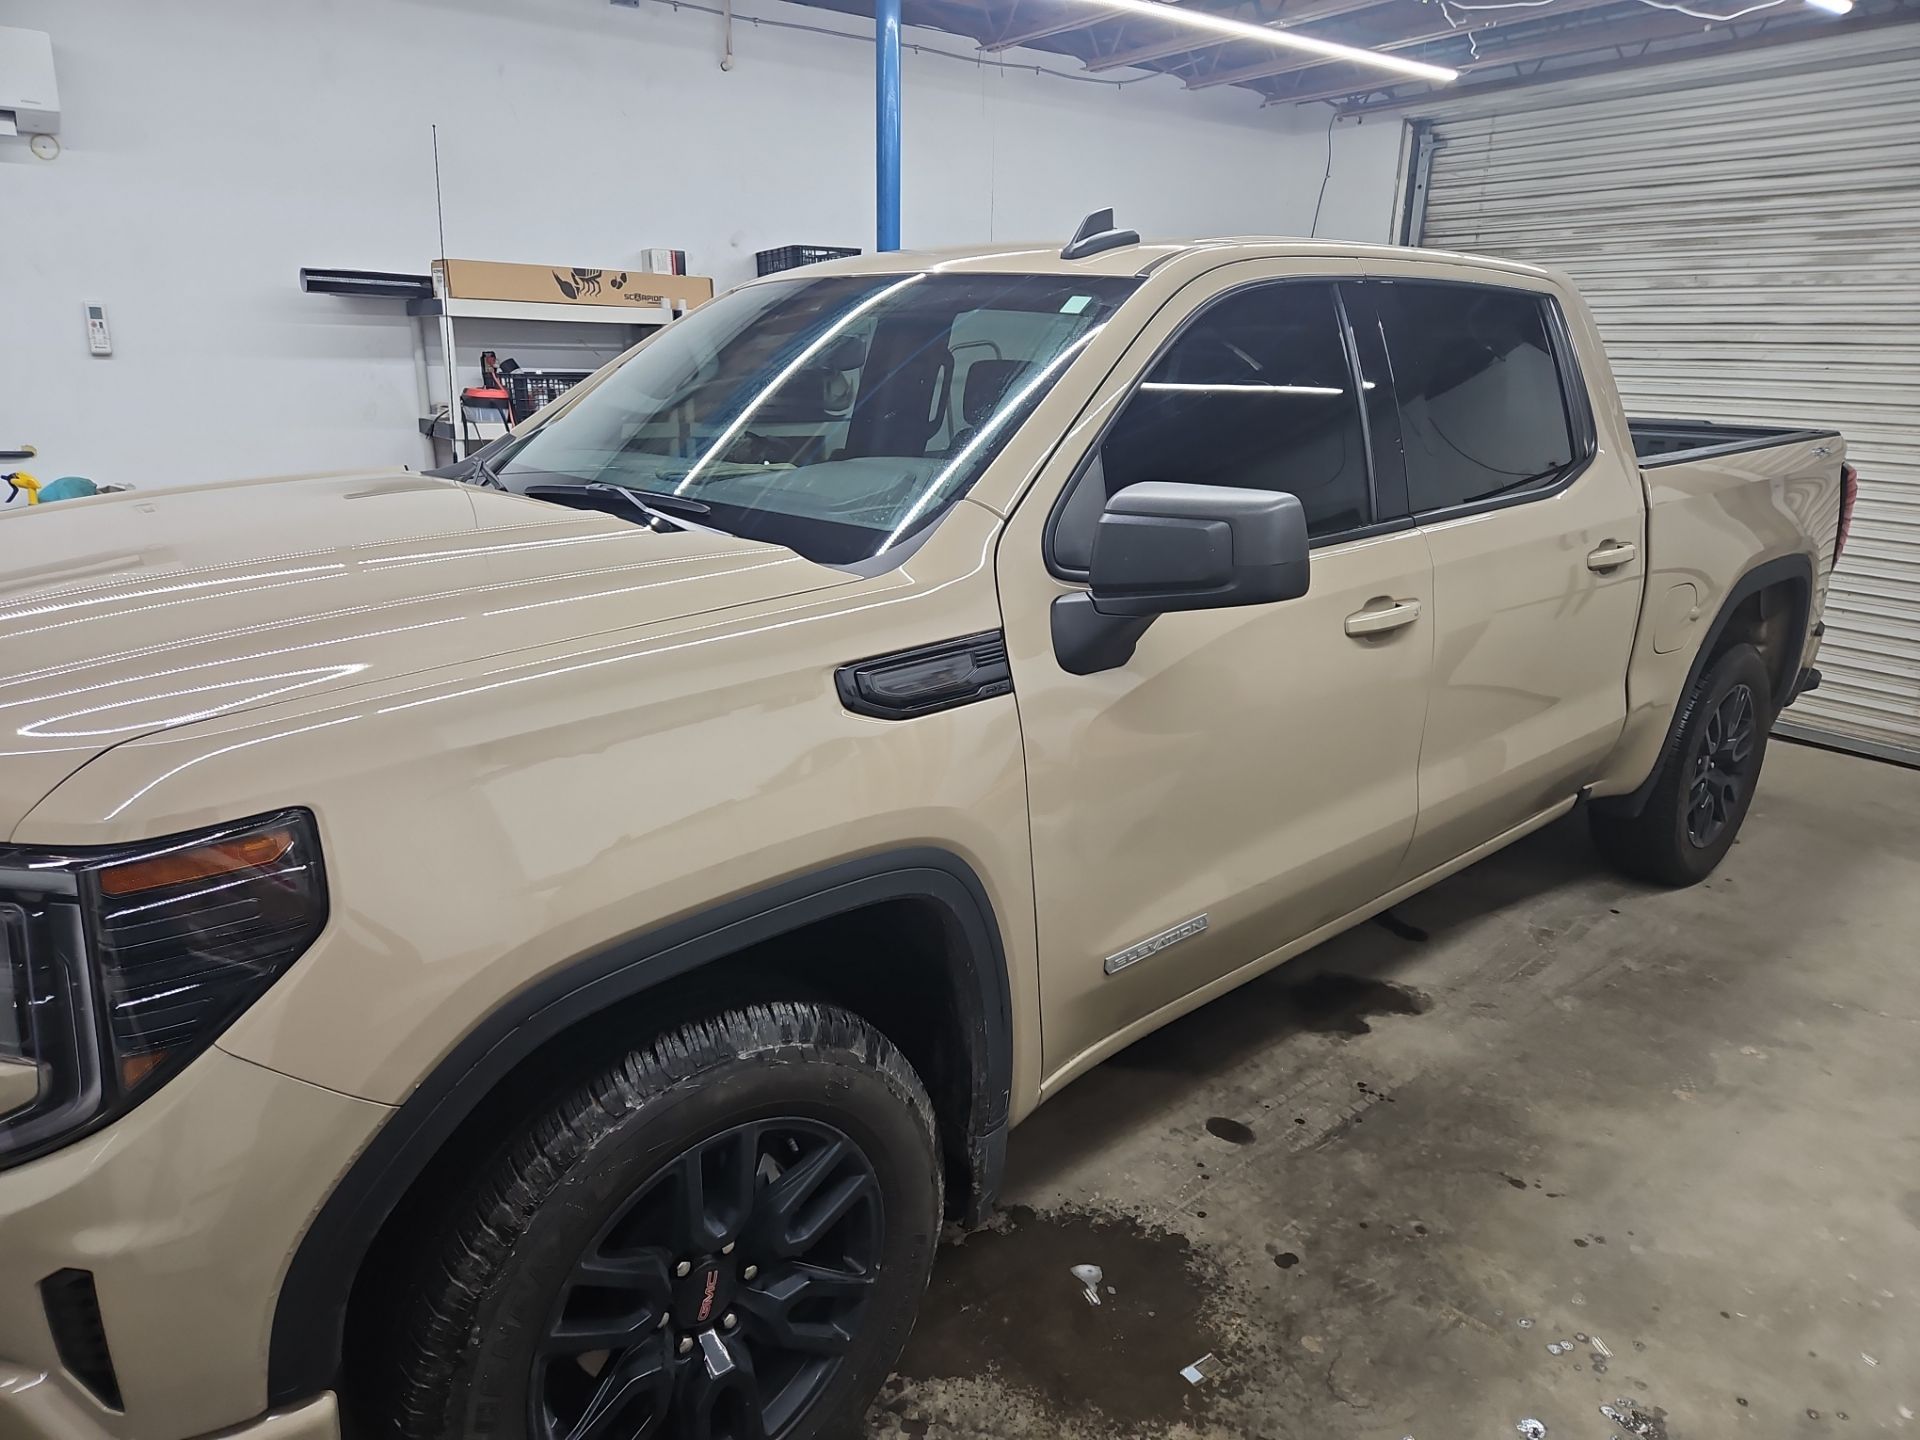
[1415,29,1920,762]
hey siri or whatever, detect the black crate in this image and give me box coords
[756,245,862,277]
[507,369,593,416]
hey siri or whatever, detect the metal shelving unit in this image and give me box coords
[409,297,678,326]
[406,295,683,464]
[418,415,510,445]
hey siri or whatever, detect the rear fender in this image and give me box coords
[1601,553,1812,818]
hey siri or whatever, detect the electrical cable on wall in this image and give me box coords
[1620,0,1790,20]
[1430,0,1567,12]
[1307,105,1338,237]
[1433,0,1791,19]
[641,0,1158,86]
[637,0,1810,102]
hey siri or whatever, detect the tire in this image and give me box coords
[1591,642,1772,887]
[389,1001,943,1440]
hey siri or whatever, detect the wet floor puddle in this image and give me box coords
[1280,971,1432,1037]
[888,1205,1228,1428]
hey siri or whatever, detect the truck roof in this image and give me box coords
[760,238,1561,285]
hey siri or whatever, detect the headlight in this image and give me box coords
[0,811,326,1169]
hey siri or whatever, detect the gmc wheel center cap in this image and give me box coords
[673,1256,735,1330]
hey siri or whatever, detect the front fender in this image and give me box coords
[266,846,1013,1407]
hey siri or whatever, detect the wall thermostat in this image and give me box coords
[86,304,112,356]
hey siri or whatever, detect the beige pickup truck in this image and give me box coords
[0,225,1857,1440]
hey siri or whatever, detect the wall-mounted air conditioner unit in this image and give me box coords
[0,27,59,138]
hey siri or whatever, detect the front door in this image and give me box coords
[995,267,1435,1089]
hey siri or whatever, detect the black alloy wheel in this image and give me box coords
[386,1002,943,1440]
[1686,682,1758,849]
[534,1120,881,1440]
[1589,641,1773,886]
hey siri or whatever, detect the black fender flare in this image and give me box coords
[267,846,1013,1405]
[1604,552,1814,818]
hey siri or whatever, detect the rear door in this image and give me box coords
[995,264,1435,1086]
[1358,272,1646,882]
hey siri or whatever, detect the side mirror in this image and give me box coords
[817,334,869,371]
[1089,482,1310,615]
[1051,482,1311,675]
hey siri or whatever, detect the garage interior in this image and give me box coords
[886,740,1920,1437]
[5,1,1919,1439]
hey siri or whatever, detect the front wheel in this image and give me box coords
[390,1001,943,1440]
[1591,642,1772,886]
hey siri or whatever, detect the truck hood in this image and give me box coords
[0,472,851,837]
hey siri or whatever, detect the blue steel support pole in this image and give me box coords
[876,0,902,252]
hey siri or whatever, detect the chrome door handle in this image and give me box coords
[1587,541,1638,572]
[1345,599,1422,637]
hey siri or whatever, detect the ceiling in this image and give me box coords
[789,0,1920,108]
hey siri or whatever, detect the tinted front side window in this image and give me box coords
[1376,283,1577,513]
[1098,282,1370,540]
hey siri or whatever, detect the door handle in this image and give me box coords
[1345,599,1422,637]
[1587,540,1638,572]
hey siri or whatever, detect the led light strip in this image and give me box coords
[1067,0,1461,81]
[1142,382,1346,394]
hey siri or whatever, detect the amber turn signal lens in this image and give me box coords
[98,829,296,896]
[118,1052,170,1090]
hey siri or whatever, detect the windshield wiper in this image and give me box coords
[582,481,713,530]
[590,483,711,516]
[512,475,721,532]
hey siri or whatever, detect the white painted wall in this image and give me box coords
[0,0,1403,490]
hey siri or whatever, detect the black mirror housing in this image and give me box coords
[1051,483,1313,675]
[1090,483,1310,616]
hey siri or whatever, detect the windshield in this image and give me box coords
[488,272,1138,564]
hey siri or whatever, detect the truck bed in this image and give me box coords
[1609,416,1845,814]
[1631,417,1839,468]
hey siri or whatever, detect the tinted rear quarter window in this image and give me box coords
[1377,283,1578,514]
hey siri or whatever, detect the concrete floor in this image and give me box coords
[869,740,1920,1440]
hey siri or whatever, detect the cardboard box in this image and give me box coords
[433,259,713,311]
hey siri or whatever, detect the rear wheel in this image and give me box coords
[390,1001,942,1440]
[1591,642,1772,886]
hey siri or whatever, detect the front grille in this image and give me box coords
[40,1268,123,1410]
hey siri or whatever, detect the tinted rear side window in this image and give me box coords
[1099,282,1370,540]
[1376,283,1577,513]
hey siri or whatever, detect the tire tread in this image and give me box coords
[389,1000,938,1440]
[1591,642,1771,886]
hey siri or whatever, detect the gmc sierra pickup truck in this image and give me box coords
[0,226,1857,1440]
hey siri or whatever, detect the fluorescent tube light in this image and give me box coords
[1804,0,1853,13]
[1067,0,1461,82]
[1142,382,1346,394]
